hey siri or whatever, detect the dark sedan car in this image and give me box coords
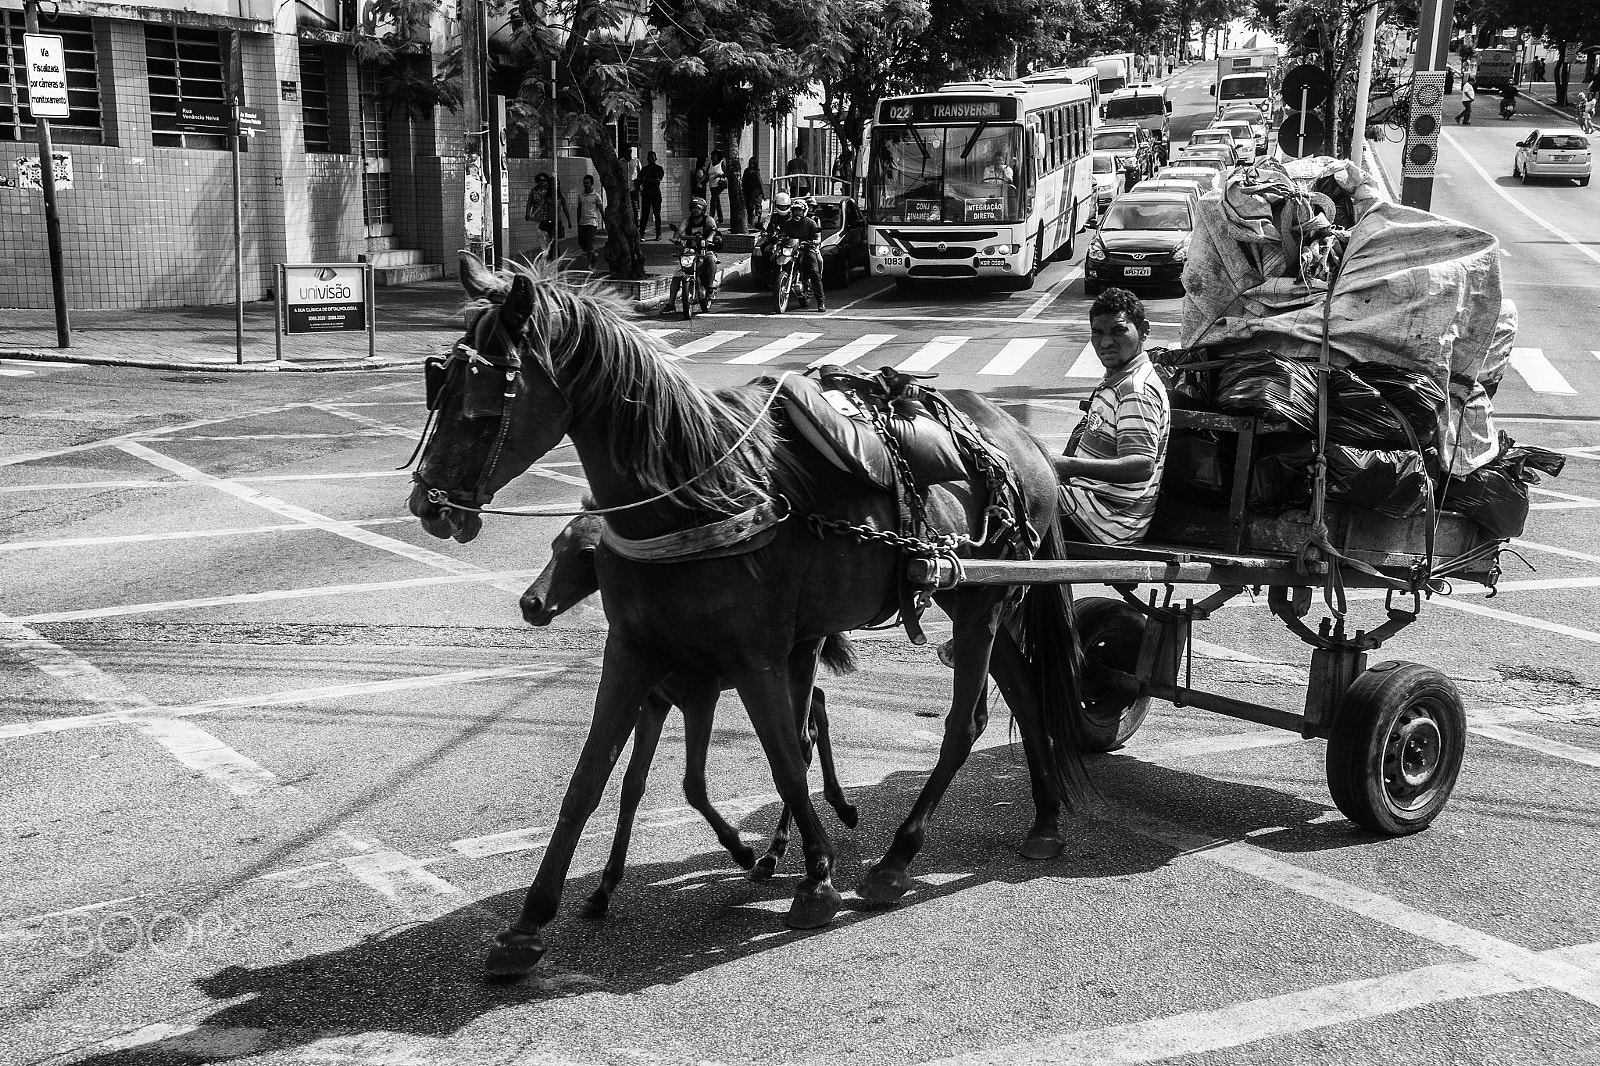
[1084,191,1194,295]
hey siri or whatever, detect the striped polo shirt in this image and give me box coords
[1059,354,1170,544]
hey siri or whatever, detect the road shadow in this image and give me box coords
[66,743,1355,1064]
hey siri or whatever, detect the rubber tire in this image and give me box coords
[1061,204,1078,261]
[774,267,790,314]
[682,278,695,320]
[1519,167,1529,185]
[1325,661,1467,836]
[1512,162,1520,179]
[1073,597,1154,753]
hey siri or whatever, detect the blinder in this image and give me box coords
[426,338,527,420]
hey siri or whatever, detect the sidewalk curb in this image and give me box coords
[0,347,421,374]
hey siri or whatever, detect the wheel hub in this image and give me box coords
[1384,708,1443,805]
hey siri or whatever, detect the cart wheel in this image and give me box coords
[1073,597,1153,753]
[1325,661,1466,836]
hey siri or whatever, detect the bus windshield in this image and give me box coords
[1220,75,1270,100]
[867,123,1025,225]
[1105,96,1164,120]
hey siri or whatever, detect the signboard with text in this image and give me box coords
[283,264,367,333]
[176,100,228,132]
[16,151,72,192]
[23,34,70,119]
[877,96,1019,124]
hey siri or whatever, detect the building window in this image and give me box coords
[145,25,228,150]
[299,42,333,152]
[1,12,102,144]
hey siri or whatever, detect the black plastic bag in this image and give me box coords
[1325,445,1431,519]
[1152,346,1214,411]
[1161,429,1232,502]
[1213,353,1318,432]
[1442,432,1566,539]
[1248,435,1315,511]
[1327,365,1446,449]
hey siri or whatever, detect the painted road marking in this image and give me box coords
[672,330,747,357]
[896,336,968,372]
[979,338,1048,375]
[726,331,821,365]
[1017,262,1087,321]
[0,615,288,797]
[1067,343,1104,377]
[1512,539,1600,565]
[1508,347,1576,395]
[810,333,894,368]
[1469,723,1600,769]
[0,402,315,469]
[10,568,538,626]
[338,849,461,904]
[826,281,895,315]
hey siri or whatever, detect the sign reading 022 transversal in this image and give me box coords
[23,34,71,119]
[284,265,366,333]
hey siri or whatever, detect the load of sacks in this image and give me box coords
[1156,157,1562,539]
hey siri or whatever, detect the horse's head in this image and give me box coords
[520,510,605,626]
[409,255,574,542]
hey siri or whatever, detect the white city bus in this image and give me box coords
[1022,65,1102,125]
[866,80,1096,289]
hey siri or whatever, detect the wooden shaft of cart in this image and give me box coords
[908,555,1428,592]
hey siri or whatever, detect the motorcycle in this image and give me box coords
[771,238,819,314]
[670,231,716,320]
[1500,96,1516,120]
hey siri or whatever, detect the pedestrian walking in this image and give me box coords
[575,174,605,271]
[1456,78,1475,125]
[524,172,570,257]
[1579,92,1596,134]
[742,158,764,228]
[1445,66,1455,95]
[691,155,709,214]
[785,146,808,195]
[708,149,728,222]
[623,146,641,226]
[636,151,664,240]
[1534,56,1545,82]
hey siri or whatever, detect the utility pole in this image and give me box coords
[23,0,70,348]
[460,0,488,262]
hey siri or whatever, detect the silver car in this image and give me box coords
[1513,131,1592,186]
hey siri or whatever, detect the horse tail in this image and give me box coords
[820,633,859,676]
[1016,519,1092,806]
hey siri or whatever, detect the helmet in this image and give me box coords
[690,197,707,212]
[772,192,792,215]
[792,197,810,216]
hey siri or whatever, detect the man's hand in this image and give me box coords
[1055,453,1155,485]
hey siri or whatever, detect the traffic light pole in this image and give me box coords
[1401,0,1454,209]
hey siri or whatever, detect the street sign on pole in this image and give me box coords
[22,1,70,348]
[23,33,70,118]
[1277,64,1331,157]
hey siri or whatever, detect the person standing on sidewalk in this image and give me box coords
[1456,78,1475,125]
[636,151,664,240]
[708,149,729,222]
[623,147,641,228]
[742,158,764,228]
[575,174,605,271]
[524,172,570,257]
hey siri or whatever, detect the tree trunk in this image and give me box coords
[577,131,646,279]
[720,127,747,234]
[1554,42,1569,107]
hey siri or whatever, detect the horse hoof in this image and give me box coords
[836,803,860,830]
[729,842,757,870]
[749,854,779,882]
[484,929,546,979]
[1019,833,1065,860]
[855,863,913,905]
[784,880,842,929]
[581,889,611,920]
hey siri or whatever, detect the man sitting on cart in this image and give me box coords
[1056,287,1171,544]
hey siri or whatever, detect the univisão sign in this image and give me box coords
[23,34,70,119]
[283,264,367,333]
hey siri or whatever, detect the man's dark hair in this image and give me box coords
[1089,287,1149,333]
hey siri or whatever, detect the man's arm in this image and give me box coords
[1056,385,1164,485]
[1054,453,1154,484]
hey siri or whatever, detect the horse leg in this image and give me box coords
[487,643,664,978]
[989,621,1065,859]
[810,687,858,829]
[735,663,841,930]
[857,596,998,905]
[679,678,758,871]
[583,689,671,920]
[750,805,792,882]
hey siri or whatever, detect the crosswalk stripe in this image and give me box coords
[726,331,821,365]
[672,330,747,357]
[810,333,894,368]
[0,367,33,377]
[979,338,1048,375]
[896,336,967,372]
[645,329,678,341]
[1066,343,1103,378]
[1510,347,1576,395]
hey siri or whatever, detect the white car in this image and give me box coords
[1132,178,1206,204]
[1212,119,1266,158]
[1513,131,1591,186]
[1181,129,1240,163]
[1156,165,1222,192]
[1092,150,1130,212]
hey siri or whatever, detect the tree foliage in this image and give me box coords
[1465,0,1600,103]
[355,0,463,119]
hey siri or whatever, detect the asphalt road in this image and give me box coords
[3,65,1600,1066]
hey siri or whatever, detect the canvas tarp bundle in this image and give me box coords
[1180,157,1502,476]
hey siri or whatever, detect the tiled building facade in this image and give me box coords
[0,0,839,309]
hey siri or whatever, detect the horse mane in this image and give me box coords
[472,258,789,515]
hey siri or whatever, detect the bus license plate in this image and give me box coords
[975,257,1007,267]
[1124,266,1152,277]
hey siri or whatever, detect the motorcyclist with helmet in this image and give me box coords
[755,191,792,274]
[771,195,826,311]
[666,196,722,311]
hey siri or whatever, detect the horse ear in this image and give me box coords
[504,273,536,328]
[459,252,505,301]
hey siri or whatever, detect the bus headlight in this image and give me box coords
[982,244,1015,256]
[872,244,895,257]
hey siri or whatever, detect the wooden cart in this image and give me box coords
[912,410,1503,837]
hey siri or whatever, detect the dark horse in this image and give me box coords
[410,255,1085,977]
[521,510,860,907]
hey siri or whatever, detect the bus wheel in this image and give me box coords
[1061,206,1078,261]
[1030,226,1045,276]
